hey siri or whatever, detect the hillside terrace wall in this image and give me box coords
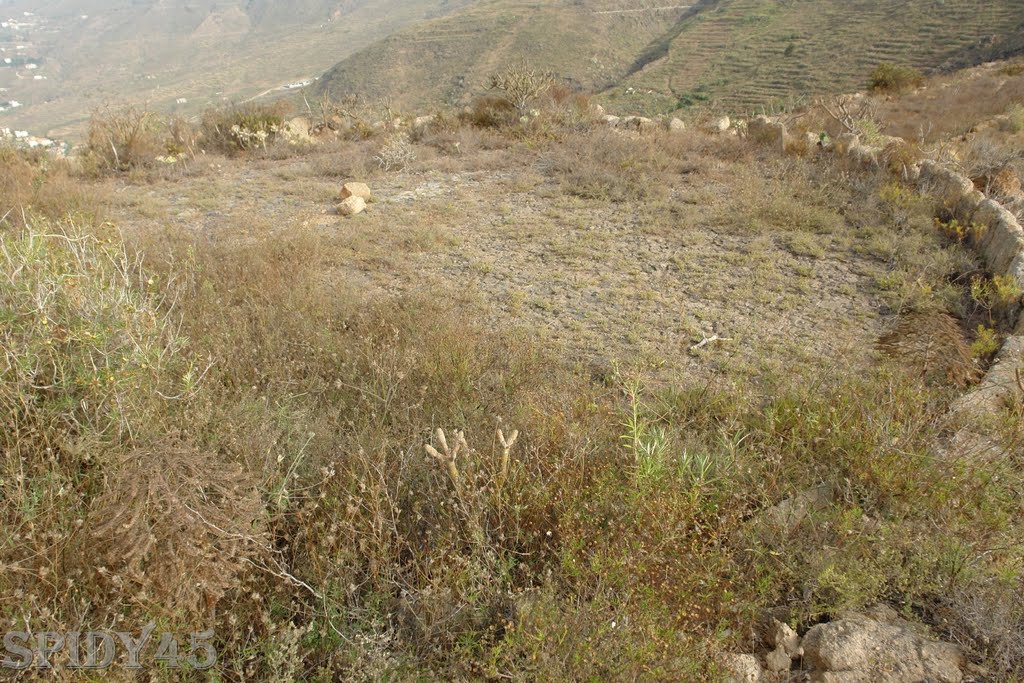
[745,116,1024,432]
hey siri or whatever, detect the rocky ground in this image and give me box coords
[107,131,918,389]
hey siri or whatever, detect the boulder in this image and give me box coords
[765,618,802,673]
[760,484,833,533]
[720,653,763,683]
[972,198,1024,278]
[619,115,655,132]
[848,143,880,168]
[602,114,621,127]
[340,182,373,202]
[282,117,313,144]
[772,619,801,657]
[950,325,1024,421]
[593,104,606,117]
[413,115,436,132]
[802,604,964,683]
[833,132,860,155]
[707,116,731,133]
[665,117,686,132]
[337,196,366,217]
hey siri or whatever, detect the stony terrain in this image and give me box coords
[110,130,913,388]
[2,54,1023,682]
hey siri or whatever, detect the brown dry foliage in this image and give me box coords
[0,146,100,227]
[877,311,980,388]
[875,62,1024,141]
[86,104,166,171]
[80,446,267,619]
[464,94,518,128]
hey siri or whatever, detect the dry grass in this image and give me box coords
[0,146,102,228]
[874,59,1024,141]
[3,104,1024,680]
[877,311,980,388]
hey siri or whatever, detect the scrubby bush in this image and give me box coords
[0,146,99,227]
[465,94,518,128]
[869,62,925,93]
[1005,103,1024,134]
[85,103,165,171]
[375,131,416,171]
[201,102,289,153]
[487,62,555,115]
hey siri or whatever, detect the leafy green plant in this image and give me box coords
[1005,104,1024,134]
[971,324,1001,361]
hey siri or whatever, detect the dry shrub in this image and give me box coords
[959,132,1024,184]
[305,138,379,178]
[201,101,291,154]
[0,146,100,227]
[972,166,1022,199]
[81,446,266,618]
[85,104,165,172]
[876,64,1024,141]
[165,114,200,160]
[877,311,979,388]
[550,128,689,202]
[880,139,924,179]
[464,94,517,128]
[929,578,1024,680]
[869,63,925,93]
[375,131,416,171]
[487,62,555,115]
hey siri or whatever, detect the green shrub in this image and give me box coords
[1005,103,1024,134]
[869,63,925,93]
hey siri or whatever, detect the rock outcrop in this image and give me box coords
[801,605,965,683]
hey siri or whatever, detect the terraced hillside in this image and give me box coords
[316,0,686,110]
[606,0,1024,115]
[316,0,1024,116]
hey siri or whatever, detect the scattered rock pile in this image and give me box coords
[723,605,966,683]
[338,182,373,217]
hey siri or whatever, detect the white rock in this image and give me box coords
[802,605,964,683]
[338,196,366,217]
[707,115,731,133]
[720,653,763,683]
[340,182,373,202]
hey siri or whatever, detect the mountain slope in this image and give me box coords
[316,0,687,110]
[0,0,474,136]
[606,0,1024,114]
[316,0,1024,116]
